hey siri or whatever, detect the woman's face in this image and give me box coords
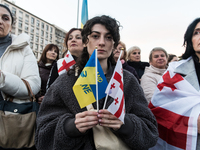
[67,30,83,57]
[46,47,58,63]
[113,44,124,61]
[129,49,141,62]
[192,22,200,59]
[0,7,12,38]
[87,24,114,62]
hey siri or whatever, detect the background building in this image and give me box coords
[0,0,67,60]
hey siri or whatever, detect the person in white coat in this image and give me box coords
[0,4,40,103]
[141,47,168,103]
[0,4,40,150]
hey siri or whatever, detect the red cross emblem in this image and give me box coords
[110,83,115,89]
[157,71,184,91]
[115,97,119,105]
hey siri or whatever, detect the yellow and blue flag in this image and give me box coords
[73,50,108,108]
[81,0,88,29]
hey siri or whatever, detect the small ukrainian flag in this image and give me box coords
[73,50,108,108]
[81,0,88,28]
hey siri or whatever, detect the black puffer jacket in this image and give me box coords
[36,61,54,99]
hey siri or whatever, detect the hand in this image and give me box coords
[98,109,123,130]
[75,111,98,133]
[38,96,44,104]
[120,59,125,64]
[198,115,200,133]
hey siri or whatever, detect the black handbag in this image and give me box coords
[0,79,39,149]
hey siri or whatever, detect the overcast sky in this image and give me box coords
[12,0,200,61]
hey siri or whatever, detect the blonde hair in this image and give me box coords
[127,46,141,60]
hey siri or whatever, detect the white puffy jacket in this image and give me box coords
[0,33,41,103]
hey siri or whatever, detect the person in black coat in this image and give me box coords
[113,41,140,83]
[35,15,158,150]
[127,46,149,80]
[36,44,59,104]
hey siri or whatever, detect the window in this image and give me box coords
[36,36,39,43]
[31,26,34,33]
[45,39,48,45]
[11,7,16,16]
[25,14,29,23]
[36,28,39,35]
[19,11,23,20]
[18,29,22,35]
[41,22,44,29]
[18,20,22,29]
[36,20,40,27]
[31,17,34,25]
[41,30,44,36]
[4,3,9,8]
[46,32,48,39]
[25,24,28,31]
[30,34,34,41]
[35,44,38,51]
[50,34,52,40]
[40,45,43,52]
[50,27,53,33]
[46,25,49,31]
[11,27,15,34]
[30,42,33,49]
[40,38,44,44]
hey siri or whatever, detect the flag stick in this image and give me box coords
[95,48,99,112]
[77,0,80,28]
[103,48,124,109]
[103,94,109,109]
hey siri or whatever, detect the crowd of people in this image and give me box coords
[0,3,200,150]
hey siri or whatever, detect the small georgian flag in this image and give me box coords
[105,58,125,123]
[57,51,75,75]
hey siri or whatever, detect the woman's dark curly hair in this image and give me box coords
[182,18,200,59]
[71,15,120,76]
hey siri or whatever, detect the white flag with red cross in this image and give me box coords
[58,51,76,75]
[105,58,125,123]
[149,57,200,150]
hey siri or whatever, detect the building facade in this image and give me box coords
[0,0,67,60]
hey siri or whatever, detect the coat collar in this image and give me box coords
[174,57,199,91]
[9,33,29,51]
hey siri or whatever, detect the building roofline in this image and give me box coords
[2,0,67,32]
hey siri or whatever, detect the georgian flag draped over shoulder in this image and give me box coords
[105,58,125,123]
[149,58,200,150]
[58,51,76,75]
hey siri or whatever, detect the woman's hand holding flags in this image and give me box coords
[73,48,125,132]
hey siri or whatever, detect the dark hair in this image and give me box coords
[0,4,14,25]
[38,44,59,64]
[168,54,177,63]
[182,18,200,59]
[64,28,82,50]
[81,15,120,48]
[73,15,119,76]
